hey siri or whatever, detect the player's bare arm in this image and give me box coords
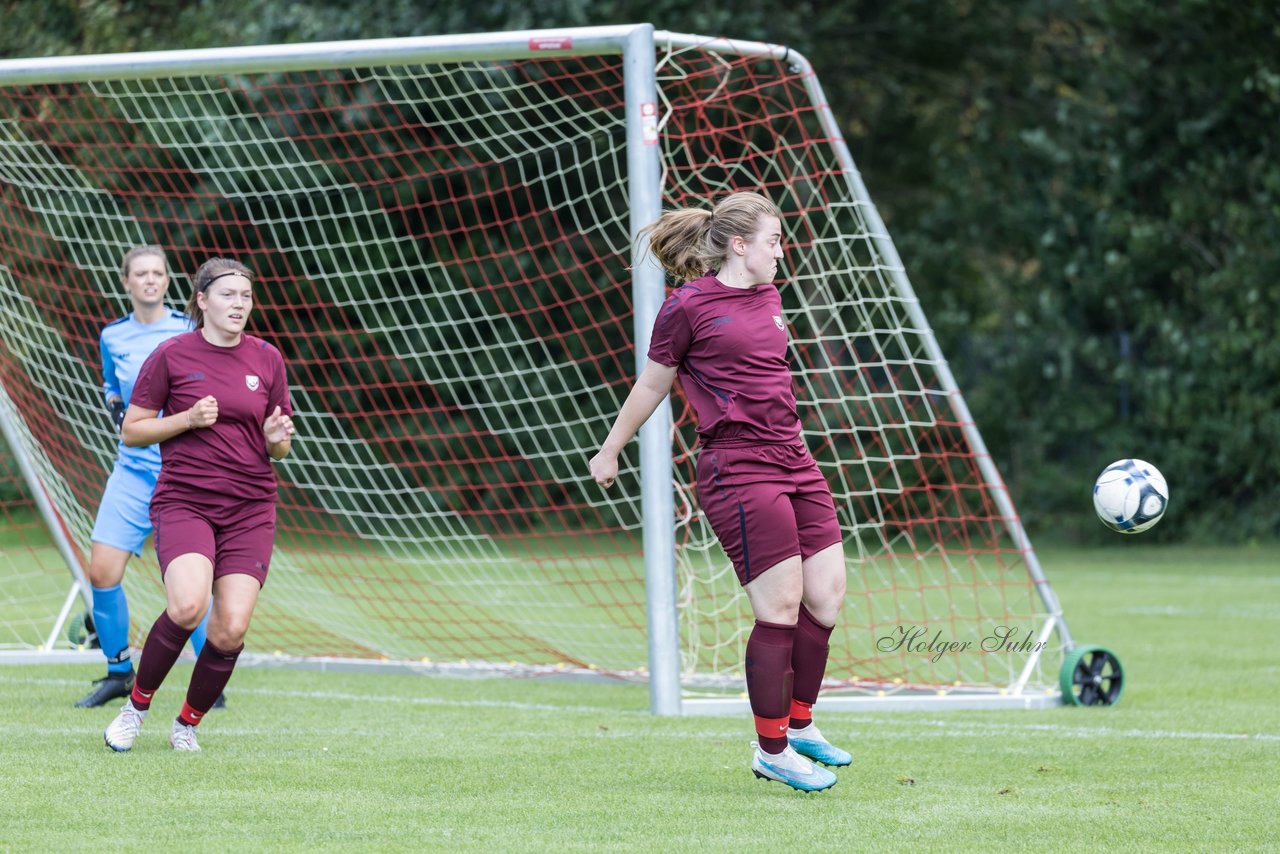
[121,395,217,447]
[589,361,677,489]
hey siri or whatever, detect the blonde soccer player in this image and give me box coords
[77,246,217,709]
[590,192,851,792]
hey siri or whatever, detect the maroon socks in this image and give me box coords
[790,604,834,729]
[129,611,242,729]
[745,620,795,754]
[746,606,837,751]
[130,610,194,710]
[178,639,242,726]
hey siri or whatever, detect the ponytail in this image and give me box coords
[638,191,781,281]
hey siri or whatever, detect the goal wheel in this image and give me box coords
[66,609,99,649]
[1059,645,1123,706]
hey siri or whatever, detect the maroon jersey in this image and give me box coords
[647,275,801,445]
[132,331,292,503]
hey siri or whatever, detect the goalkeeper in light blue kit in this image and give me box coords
[75,246,219,709]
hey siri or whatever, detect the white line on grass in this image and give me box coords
[0,675,646,715]
[226,685,645,715]
[849,716,1280,743]
[6,676,1277,742]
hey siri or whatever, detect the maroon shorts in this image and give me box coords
[695,442,843,586]
[151,495,276,586]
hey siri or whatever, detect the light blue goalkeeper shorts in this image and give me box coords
[90,462,158,557]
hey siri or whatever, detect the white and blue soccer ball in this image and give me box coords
[1092,459,1168,534]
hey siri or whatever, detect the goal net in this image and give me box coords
[0,434,88,653]
[0,27,1069,708]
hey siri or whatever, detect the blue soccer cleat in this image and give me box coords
[787,724,852,767]
[751,743,837,792]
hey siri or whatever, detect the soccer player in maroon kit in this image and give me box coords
[590,192,850,792]
[104,258,295,752]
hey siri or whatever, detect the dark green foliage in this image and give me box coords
[862,1,1280,542]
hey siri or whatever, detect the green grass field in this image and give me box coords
[1,545,1278,851]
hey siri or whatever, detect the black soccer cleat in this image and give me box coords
[75,671,135,708]
[210,692,227,710]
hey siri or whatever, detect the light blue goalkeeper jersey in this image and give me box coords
[100,309,192,473]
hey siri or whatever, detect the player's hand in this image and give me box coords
[107,397,126,432]
[187,396,218,429]
[589,450,618,489]
[263,405,295,444]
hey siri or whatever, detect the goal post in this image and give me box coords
[0,25,1077,711]
[619,28,682,717]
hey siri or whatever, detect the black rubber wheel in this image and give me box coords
[1059,645,1123,706]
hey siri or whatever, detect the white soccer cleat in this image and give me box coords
[104,700,147,752]
[170,720,202,752]
[787,723,853,767]
[751,743,837,792]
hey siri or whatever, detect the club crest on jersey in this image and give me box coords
[772,315,784,330]
[245,374,260,391]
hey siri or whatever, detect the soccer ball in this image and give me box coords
[1092,459,1168,534]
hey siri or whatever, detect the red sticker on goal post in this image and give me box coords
[640,101,658,145]
[529,37,573,51]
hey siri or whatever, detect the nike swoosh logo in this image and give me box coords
[764,758,814,777]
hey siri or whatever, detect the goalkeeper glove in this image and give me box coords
[108,399,126,432]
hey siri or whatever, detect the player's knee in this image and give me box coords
[804,547,847,607]
[166,599,207,629]
[765,591,804,624]
[209,627,248,650]
[828,570,848,603]
[209,616,250,649]
[174,604,206,628]
[86,561,111,588]
[87,556,126,588]
[802,575,846,626]
[820,579,847,622]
